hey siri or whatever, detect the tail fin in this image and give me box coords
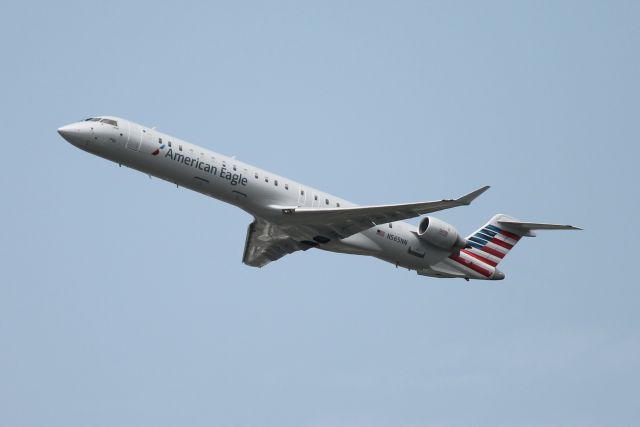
[462,214,581,267]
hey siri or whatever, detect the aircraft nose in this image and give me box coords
[57,124,76,141]
[57,123,89,146]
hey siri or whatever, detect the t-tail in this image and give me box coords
[448,214,581,281]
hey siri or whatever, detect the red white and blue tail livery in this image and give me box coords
[442,214,580,280]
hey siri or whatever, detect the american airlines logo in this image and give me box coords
[151,143,166,156]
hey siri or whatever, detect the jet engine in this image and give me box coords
[416,217,467,251]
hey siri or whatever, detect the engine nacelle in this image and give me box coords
[417,217,467,251]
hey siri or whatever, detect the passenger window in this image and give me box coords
[233,165,237,171]
[168,141,172,147]
[336,202,340,207]
[159,138,162,144]
[254,172,258,179]
[314,195,318,201]
[179,145,182,151]
[274,180,278,186]
[285,184,289,190]
[325,199,329,205]
[300,189,305,195]
[265,177,269,183]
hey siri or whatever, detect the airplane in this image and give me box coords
[58,116,580,281]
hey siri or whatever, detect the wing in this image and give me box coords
[242,186,489,267]
[278,185,490,238]
[242,218,314,267]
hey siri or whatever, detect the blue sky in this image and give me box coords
[1,1,638,426]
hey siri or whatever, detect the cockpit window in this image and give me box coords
[100,118,118,126]
[84,118,102,122]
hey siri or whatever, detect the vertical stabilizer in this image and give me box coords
[462,214,525,268]
[462,214,581,269]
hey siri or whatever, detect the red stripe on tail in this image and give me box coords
[490,238,513,250]
[449,254,492,277]
[479,245,505,259]
[498,229,520,241]
[461,249,498,267]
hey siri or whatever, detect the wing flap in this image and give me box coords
[242,219,312,267]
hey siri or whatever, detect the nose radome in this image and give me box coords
[57,124,76,141]
[57,123,90,146]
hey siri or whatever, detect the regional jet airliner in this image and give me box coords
[58,116,580,281]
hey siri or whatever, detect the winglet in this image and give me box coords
[456,185,490,205]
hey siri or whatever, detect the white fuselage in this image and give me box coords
[58,116,492,279]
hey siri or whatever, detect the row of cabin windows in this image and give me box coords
[252,173,289,191]
[302,190,341,207]
[250,172,341,207]
[160,138,178,150]
[160,138,206,156]
[158,137,342,207]
[156,139,290,192]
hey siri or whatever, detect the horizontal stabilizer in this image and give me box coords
[498,219,582,232]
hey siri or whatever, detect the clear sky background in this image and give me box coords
[1,1,638,426]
